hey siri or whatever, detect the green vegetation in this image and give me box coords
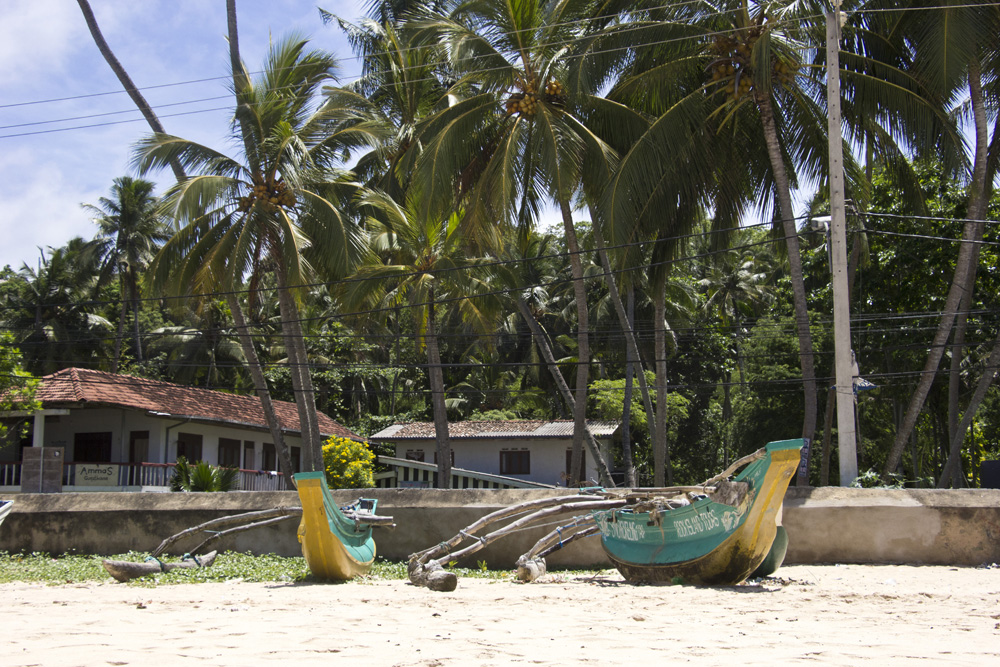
[3,2,1000,489]
[169,457,240,492]
[0,552,541,586]
[322,436,376,489]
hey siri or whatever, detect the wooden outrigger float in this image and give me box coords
[409,439,802,590]
[294,471,395,581]
[0,499,11,531]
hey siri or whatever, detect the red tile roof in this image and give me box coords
[36,368,360,440]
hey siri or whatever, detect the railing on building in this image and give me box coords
[0,460,287,492]
[375,455,556,489]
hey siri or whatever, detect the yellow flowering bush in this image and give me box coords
[322,436,375,489]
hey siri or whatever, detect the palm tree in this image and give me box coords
[343,190,502,487]
[7,241,111,375]
[84,176,170,373]
[76,0,186,183]
[877,2,1000,481]
[405,0,629,485]
[136,36,381,472]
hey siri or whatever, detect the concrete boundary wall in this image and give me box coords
[2,487,998,568]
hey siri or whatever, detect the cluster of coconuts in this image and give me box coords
[504,76,566,117]
[237,172,295,213]
[707,24,799,103]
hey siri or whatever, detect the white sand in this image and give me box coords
[2,564,998,666]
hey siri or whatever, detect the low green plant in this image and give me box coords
[169,456,240,492]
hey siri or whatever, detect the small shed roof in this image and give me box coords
[35,368,360,440]
[371,420,620,441]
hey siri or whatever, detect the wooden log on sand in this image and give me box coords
[102,551,218,583]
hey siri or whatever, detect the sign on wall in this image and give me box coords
[74,464,119,486]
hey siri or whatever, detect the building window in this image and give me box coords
[565,448,587,483]
[290,446,301,473]
[500,449,530,475]
[74,432,111,462]
[218,438,241,468]
[262,443,276,471]
[176,432,203,462]
[405,450,425,462]
[129,431,149,463]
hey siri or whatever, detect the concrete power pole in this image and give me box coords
[826,6,859,485]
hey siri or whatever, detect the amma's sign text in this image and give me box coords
[75,464,119,486]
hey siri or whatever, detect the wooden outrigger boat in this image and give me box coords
[293,471,394,581]
[592,438,802,585]
[409,438,802,590]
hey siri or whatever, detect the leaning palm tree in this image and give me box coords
[342,189,503,488]
[84,176,170,373]
[135,36,382,472]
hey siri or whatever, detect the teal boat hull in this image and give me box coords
[593,439,803,585]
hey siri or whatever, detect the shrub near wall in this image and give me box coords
[322,436,375,489]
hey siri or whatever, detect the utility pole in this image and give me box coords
[826,4,858,485]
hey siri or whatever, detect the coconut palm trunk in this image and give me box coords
[76,0,186,184]
[883,60,991,478]
[227,294,296,489]
[274,274,324,472]
[224,3,307,482]
[560,201,593,486]
[425,292,452,488]
[590,212,657,446]
[653,273,671,486]
[755,89,819,457]
[515,295,613,485]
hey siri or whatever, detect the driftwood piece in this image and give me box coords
[152,507,303,557]
[408,560,458,592]
[185,516,299,556]
[102,551,218,583]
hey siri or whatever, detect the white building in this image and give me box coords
[370,420,620,487]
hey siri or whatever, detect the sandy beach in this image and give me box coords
[1,564,998,666]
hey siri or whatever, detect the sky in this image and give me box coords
[0,0,366,271]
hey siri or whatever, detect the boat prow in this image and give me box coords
[593,438,803,586]
[293,472,378,581]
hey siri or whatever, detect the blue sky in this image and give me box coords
[0,0,364,270]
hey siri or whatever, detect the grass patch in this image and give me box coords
[0,552,526,586]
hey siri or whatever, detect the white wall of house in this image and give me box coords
[393,437,612,487]
[31,407,303,470]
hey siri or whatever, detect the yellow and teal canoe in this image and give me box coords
[293,472,377,580]
[592,439,803,585]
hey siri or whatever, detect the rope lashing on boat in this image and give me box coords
[144,555,167,572]
[460,529,487,545]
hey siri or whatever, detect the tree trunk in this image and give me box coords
[653,274,671,485]
[560,200,590,486]
[622,288,637,487]
[883,59,990,476]
[226,293,296,489]
[426,294,452,488]
[274,273,323,472]
[130,274,143,362]
[590,212,657,451]
[939,328,1000,487]
[755,90,818,454]
[76,0,187,184]
[112,275,127,373]
[515,296,613,486]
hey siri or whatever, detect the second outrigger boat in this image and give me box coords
[592,438,802,585]
[408,438,802,590]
